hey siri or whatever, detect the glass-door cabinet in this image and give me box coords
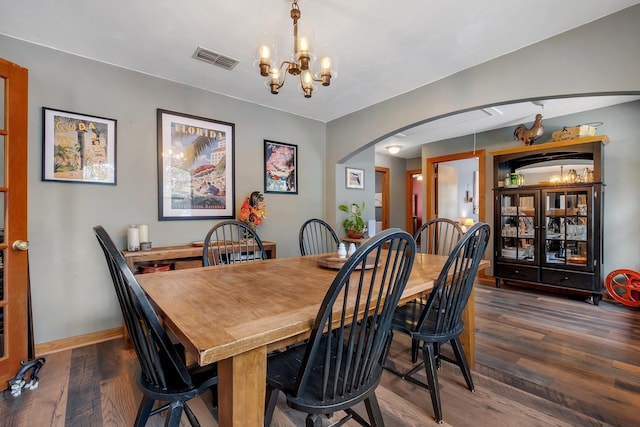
[496,190,537,264]
[542,188,592,270]
[491,136,606,304]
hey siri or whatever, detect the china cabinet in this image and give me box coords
[491,136,606,304]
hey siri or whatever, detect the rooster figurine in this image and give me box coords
[513,114,544,145]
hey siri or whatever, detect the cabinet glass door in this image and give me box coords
[498,191,536,263]
[543,188,590,269]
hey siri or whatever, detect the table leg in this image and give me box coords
[217,346,267,427]
[460,287,475,369]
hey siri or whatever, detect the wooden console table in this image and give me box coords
[122,241,277,274]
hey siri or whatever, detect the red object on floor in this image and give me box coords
[605,269,640,307]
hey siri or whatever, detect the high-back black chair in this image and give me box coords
[414,217,463,255]
[202,220,267,266]
[412,217,464,345]
[264,228,416,427]
[299,218,340,255]
[94,225,218,426]
[385,222,490,423]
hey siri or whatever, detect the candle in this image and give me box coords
[138,224,149,243]
[368,219,377,238]
[127,225,140,251]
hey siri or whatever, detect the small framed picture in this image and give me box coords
[264,140,298,194]
[42,107,117,185]
[346,167,364,189]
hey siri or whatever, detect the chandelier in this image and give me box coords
[257,0,333,98]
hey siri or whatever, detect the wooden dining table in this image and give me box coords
[137,252,489,426]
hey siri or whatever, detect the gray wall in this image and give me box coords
[325,5,640,229]
[1,35,326,343]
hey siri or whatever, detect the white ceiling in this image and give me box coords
[1,0,639,156]
[377,94,640,159]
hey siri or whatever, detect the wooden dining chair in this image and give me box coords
[202,220,267,266]
[93,225,218,427]
[384,222,491,423]
[298,218,340,255]
[264,228,416,427]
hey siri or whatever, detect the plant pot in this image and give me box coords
[347,229,363,239]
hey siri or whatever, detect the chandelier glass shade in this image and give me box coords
[257,0,333,98]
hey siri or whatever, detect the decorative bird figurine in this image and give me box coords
[513,114,544,145]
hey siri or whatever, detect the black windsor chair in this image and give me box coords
[93,225,218,427]
[385,222,490,424]
[410,217,464,359]
[264,228,416,427]
[202,220,267,266]
[299,218,340,255]
[414,217,463,256]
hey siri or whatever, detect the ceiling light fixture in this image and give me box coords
[386,145,402,154]
[257,0,334,98]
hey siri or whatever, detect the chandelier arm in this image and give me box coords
[269,60,296,94]
[276,62,289,88]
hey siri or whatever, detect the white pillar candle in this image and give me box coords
[127,225,140,251]
[138,224,149,243]
[368,219,377,238]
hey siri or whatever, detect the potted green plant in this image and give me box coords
[339,202,366,238]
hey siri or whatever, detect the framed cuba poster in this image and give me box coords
[264,140,298,194]
[157,109,235,220]
[42,107,117,185]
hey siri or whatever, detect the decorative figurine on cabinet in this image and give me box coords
[514,114,544,145]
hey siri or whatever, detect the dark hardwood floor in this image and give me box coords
[2,283,639,426]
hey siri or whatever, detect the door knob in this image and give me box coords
[12,240,29,251]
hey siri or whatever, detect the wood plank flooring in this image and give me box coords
[1,283,639,426]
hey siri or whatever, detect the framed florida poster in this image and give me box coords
[157,109,235,220]
[42,107,117,185]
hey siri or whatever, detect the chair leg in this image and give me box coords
[134,396,155,427]
[305,413,323,427]
[364,393,385,427]
[434,342,442,369]
[211,383,218,409]
[422,343,443,423]
[450,337,474,392]
[183,402,199,426]
[264,385,280,427]
[411,338,420,363]
[165,400,185,427]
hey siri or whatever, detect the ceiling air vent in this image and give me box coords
[192,46,239,70]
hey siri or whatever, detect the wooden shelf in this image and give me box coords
[122,241,277,273]
[490,135,609,157]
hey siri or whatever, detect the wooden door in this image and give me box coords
[436,163,458,220]
[405,170,422,234]
[426,149,486,224]
[0,58,29,388]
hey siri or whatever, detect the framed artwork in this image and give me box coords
[345,167,364,189]
[42,107,117,185]
[264,140,298,194]
[157,109,235,220]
